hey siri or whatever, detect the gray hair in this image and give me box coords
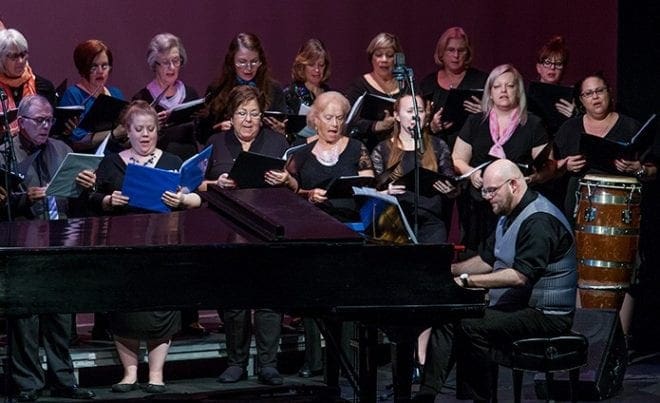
[17,94,52,118]
[146,33,187,71]
[0,28,28,74]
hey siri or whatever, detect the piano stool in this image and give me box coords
[490,334,588,403]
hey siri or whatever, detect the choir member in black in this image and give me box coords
[0,28,56,136]
[89,101,200,394]
[133,32,200,161]
[200,32,286,143]
[372,93,458,243]
[3,95,95,402]
[554,72,656,222]
[132,32,204,337]
[553,73,657,337]
[345,32,402,150]
[371,93,459,379]
[200,85,290,386]
[420,27,487,145]
[283,38,331,141]
[452,64,551,256]
[532,35,574,125]
[287,91,374,219]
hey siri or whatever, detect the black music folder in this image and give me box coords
[393,160,490,196]
[324,175,374,199]
[78,94,128,133]
[579,114,657,171]
[347,92,395,124]
[527,81,573,130]
[441,88,483,128]
[165,98,205,127]
[0,168,24,191]
[263,111,308,134]
[228,151,286,189]
[52,105,85,137]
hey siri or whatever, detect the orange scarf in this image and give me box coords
[0,63,37,136]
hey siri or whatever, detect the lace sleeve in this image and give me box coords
[358,142,374,172]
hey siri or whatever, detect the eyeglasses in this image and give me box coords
[155,57,182,68]
[235,60,262,70]
[580,86,608,98]
[7,51,29,61]
[22,116,56,127]
[234,110,262,120]
[481,179,513,198]
[540,59,564,69]
[90,63,111,73]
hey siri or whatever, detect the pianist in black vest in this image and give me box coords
[199,85,290,386]
[3,95,96,401]
[415,159,576,402]
[88,100,201,393]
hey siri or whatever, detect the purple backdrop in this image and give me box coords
[3,0,617,99]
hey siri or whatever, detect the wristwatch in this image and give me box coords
[459,273,470,287]
[635,166,647,179]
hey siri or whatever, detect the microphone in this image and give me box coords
[393,52,408,91]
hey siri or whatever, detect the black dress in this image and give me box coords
[287,138,373,222]
[344,76,398,150]
[90,152,183,339]
[371,136,454,243]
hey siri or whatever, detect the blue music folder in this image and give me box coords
[122,146,212,212]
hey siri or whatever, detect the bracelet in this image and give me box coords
[635,167,647,179]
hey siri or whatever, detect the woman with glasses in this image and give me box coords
[554,72,655,219]
[452,64,551,256]
[420,27,487,145]
[200,32,286,144]
[0,28,56,136]
[199,86,289,386]
[133,33,200,161]
[58,39,126,152]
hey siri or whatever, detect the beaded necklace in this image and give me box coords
[128,150,157,167]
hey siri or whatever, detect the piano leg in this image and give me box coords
[358,324,379,402]
[390,334,415,401]
[316,318,358,393]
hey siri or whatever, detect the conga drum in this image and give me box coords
[574,174,641,309]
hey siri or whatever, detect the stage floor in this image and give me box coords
[2,311,660,402]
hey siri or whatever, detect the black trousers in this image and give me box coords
[9,314,77,393]
[303,317,323,371]
[420,307,572,400]
[223,309,282,369]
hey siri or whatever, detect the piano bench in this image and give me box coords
[490,333,588,403]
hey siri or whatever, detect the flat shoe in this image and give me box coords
[144,383,167,394]
[258,367,283,385]
[218,366,246,383]
[111,382,139,393]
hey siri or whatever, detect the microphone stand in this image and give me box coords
[401,67,423,240]
[0,88,19,221]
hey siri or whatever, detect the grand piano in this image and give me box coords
[0,186,486,401]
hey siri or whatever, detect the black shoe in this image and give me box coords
[298,364,323,378]
[143,383,167,394]
[217,366,246,383]
[16,390,40,402]
[258,367,284,385]
[412,361,423,384]
[111,382,140,393]
[50,385,95,399]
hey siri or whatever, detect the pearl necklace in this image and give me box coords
[129,150,157,167]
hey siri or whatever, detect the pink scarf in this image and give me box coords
[488,108,521,159]
[146,79,186,110]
